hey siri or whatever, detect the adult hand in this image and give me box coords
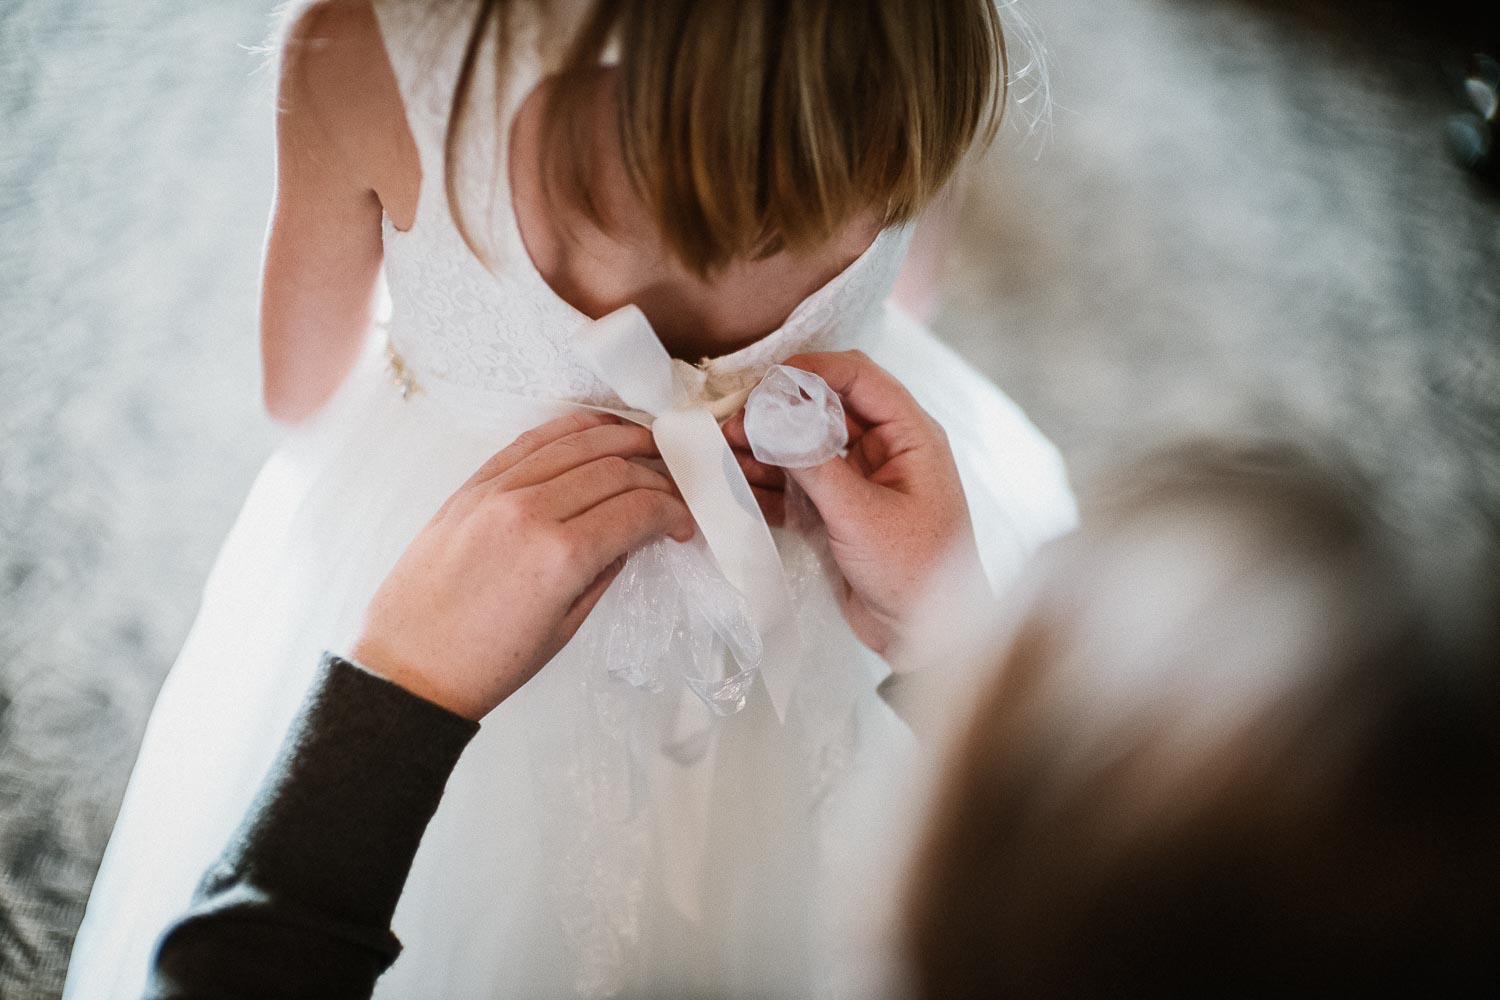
[724,351,983,656]
[352,411,695,720]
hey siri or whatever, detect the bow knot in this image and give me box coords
[667,359,709,409]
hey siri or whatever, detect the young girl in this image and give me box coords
[66,2,1074,997]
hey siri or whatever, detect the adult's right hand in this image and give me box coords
[725,351,985,658]
[351,411,696,720]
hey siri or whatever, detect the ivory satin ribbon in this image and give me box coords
[571,305,803,722]
[573,307,814,922]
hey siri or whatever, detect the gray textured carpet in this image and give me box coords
[1,0,1496,996]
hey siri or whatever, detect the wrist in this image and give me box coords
[885,537,993,672]
[348,636,486,722]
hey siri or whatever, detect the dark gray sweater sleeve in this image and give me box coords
[144,653,480,1000]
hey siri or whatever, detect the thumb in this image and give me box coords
[560,556,626,636]
[786,454,883,526]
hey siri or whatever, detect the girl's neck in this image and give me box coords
[509,71,881,362]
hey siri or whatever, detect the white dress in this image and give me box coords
[64,3,1076,998]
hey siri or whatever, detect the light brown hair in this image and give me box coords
[905,444,1500,997]
[445,0,1007,274]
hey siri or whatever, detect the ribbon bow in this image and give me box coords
[575,305,802,722]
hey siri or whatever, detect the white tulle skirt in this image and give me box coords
[64,305,1075,1000]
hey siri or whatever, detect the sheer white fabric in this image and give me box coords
[744,365,852,468]
[64,2,1077,998]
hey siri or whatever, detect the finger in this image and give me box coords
[723,415,803,489]
[725,407,864,467]
[735,449,786,491]
[846,428,879,478]
[778,351,926,431]
[564,489,697,578]
[752,486,786,527]
[721,411,749,449]
[463,411,624,488]
[522,455,677,522]
[852,422,896,475]
[854,417,946,487]
[560,555,626,635]
[785,452,884,525]
[499,422,660,490]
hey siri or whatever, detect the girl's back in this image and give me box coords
[261,0,978,421]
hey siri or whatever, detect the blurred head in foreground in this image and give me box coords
[905,443,1500,998]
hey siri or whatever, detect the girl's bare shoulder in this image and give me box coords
[276,2,403,161]
[275,0,415,206]
[278,0,386,95]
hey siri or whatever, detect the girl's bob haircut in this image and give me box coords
[447,0,1007,274]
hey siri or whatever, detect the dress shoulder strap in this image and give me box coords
[371,0,588,235]
[370,0,487,176]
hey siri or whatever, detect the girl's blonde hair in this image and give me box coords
[447,0,1007,274]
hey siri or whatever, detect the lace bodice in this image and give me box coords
[369,0,912,409]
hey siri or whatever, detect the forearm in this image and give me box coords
[259,0,391,426]
[145,654,477,1000]
[258,223,383,425]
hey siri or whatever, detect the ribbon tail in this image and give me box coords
[653,687,719,923]
[569,305,806,926]
[651,407,800,722]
